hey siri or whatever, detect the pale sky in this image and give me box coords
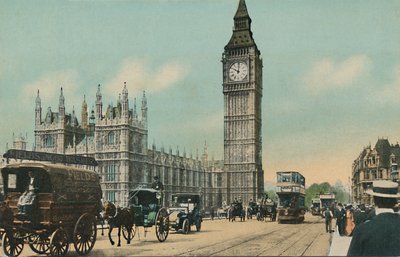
[1,0,400,187]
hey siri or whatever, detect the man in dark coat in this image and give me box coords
[347,180,400,256]
[324,207,334,233]
[335,203,346,236]
[151,176,164,191]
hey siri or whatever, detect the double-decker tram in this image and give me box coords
[276,171,306,223]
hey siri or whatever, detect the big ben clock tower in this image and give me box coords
[222,0,264,204]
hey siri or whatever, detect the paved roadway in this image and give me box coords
[19,213,330,257]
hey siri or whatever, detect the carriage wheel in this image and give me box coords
[73,213,97,255]
[2,231,24,257]
[155,208,169,242]
[29,234,50,254]
[122,224,136,241]
[49,228,69,257]
[182,219,189,234]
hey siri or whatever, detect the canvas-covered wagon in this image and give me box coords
[0,162,102,257]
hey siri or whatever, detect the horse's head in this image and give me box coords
[103,201,117,218]
[0,202,13,228]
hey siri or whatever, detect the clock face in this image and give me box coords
[229,62,248,82]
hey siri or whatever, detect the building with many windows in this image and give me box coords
[351,138,400,205]
[222,0,264,203]
[33,85,223,207]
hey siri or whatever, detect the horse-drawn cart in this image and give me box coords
[122,188,169,242]
[228,202,245,222]
[0,162,102,257]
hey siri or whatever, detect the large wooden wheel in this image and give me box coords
[2,231,24,257]
[155,208,169,242]
[49,228,69,257]
[29,234,50,254]
[122,224,136,241]
[73,213,97,255]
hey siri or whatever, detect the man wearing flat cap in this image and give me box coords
[347,180,400,256]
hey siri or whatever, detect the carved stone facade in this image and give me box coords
[34,84,223,208]
[351,138,400,205]
[222,0,264,203]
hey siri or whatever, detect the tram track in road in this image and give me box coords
[176,218,322,256]
[175,221,287,256]
[298,229,325,256]
[255,219,321,256]
[275,220,322,256]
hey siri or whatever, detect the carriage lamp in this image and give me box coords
[156,192,162,199]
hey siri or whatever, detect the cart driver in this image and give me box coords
[16,171,40,221]
[151,176,164,191]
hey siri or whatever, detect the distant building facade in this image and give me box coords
[351,138,400,205]
[222,0,264,203]
[33,85,223,207]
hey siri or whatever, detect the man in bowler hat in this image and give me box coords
[347,180,400,256]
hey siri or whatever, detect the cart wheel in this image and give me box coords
[195,220,201,232]
[73,213,97,255]
[155,208,169,242]
[29,234,50,254]
[2,231,24,257]
[49,228,69,257]
[122,224,136,241]
[182,219,189,234]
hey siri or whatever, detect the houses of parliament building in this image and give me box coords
[8,0,264,208]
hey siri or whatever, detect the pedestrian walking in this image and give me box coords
[335,203,346,236]
[354,204,368,228]
[324,207,333,233]
[347,180,400,256]
[344,205,355,236]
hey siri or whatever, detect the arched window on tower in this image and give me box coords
[44,135,54,148]
[107,132,115,145]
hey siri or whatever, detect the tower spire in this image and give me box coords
[225,0,256,49]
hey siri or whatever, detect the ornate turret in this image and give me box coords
[96,84,103,120]
[141,91,147,128]
[35,90,42,125]
[81,95,88,129]
[59,87,65,124]
[122,82,129,119]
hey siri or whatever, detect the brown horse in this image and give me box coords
[102,201,134,247]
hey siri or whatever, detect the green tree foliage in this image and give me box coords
[265,190,278,202]
[305,181,350,208]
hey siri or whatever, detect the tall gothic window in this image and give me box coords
[106,163,117,182]
[44,135,54,148]
[107,132,115,145]
[106,191,116,203]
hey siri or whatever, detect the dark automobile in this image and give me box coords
[168,194,202,234]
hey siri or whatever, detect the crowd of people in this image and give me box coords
[322,180,400,256]
[324,202,373,236]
